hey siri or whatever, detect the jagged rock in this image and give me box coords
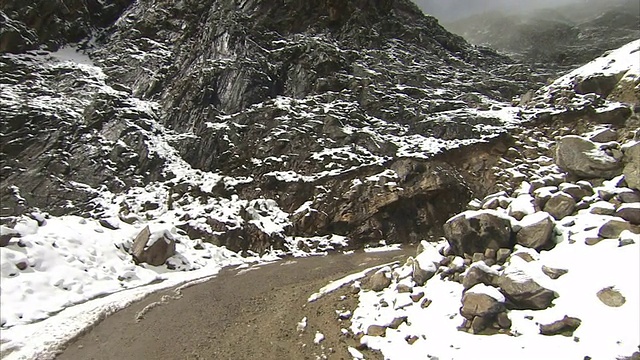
[616,204,640,225]
[541,265,568,280]
[443,210,513,256]
[131,226,176,266]
[396,284,412,293]
[598,218,633,238]
[366,324,387,337]
[516,212,555,250]
[497,261,557,310]
[555,135,623,179]
[623,143,640,190]
[368,269,392,292]
[544,192,576,220]
[597,287,626,307]
[460,284,505,319]
[462,262,499,290]
[540,316,582,336]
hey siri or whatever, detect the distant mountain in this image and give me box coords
[444,0,640,75]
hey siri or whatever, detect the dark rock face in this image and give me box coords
[0,0,533,253]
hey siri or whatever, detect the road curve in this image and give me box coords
[57,247,414,360]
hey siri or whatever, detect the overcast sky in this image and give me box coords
[412,0,586,21]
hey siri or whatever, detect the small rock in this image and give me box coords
[396,284,413,293]
[484,248,496,260]
[99,218,120,230]
[540,316,582,336]
[388,316,408,329]
[598,218,633,238]
[617,191,640,203]
[405,335,419,345]
[471,316,490,334]
[462,262,499,290]
[619,238,636,247]
[15,260,28,270]
[541,265,568,280]
[410,292,425,302]
[497,312,512,329]
[513,252,535,262]
[589,128,618,143]
[496,248,511,264]
[472,252,485,263]
[420,298,432,308]
[367,325,387,337]
[585,237,603,246]
[596,287,626,307]
[589,201,616,216]
[616,204,640,225]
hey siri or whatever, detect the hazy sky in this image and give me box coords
[412,0,586,21]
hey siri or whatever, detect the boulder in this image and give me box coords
[369,269,392,292]
[616,204,640,225]
[460,284,505,319]
[555,135,622,179]
[544,192,576,220]
[597,287,626,307]
[443,210,513,256]
[497,261,557,310]
[598,218,633,238]
[539,316,582,336]
[558,183,592,201]
[516,212,555,250]
[131,226,176,266]
[462,262,499,290]
[622,142,640,190]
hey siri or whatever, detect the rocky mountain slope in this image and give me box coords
[1,0,539,256]
[445,0,640,77]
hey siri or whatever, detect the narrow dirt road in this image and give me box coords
[57,247,414,360]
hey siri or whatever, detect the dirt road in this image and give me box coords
[57,247,414,360]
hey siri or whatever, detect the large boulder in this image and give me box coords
[554,135,622,179]
[623,142,640,190]
[516,212,555,250]
[131,226,176,266]
[497,260,557,310]
[543,192,576,220]
[598,218,634,238]
[443,210,513,256]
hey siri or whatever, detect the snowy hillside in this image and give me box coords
[306,39,640,360]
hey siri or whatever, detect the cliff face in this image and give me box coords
[0,0,537,253]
